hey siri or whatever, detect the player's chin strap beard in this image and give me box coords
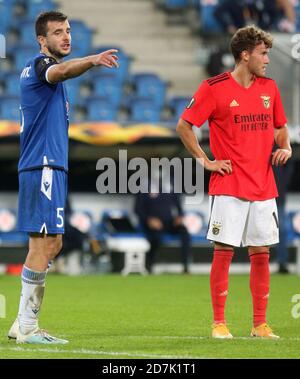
[47,46,68,60]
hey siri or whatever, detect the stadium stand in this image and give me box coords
[0,0,203,123]
[0,96,20,120]
[168,95,190,121]
[129,97,162,123]
[85,96,119,122]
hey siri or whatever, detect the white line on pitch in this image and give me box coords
[0,346,205,359]
[102,335,300,341]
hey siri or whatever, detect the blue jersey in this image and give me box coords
[18,53,69,172]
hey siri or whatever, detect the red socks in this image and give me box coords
[249,253,270,327]
[210,250,233,324]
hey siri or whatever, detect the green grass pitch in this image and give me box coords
[0,273,299,359]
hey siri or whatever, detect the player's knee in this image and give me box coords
[45,237,63,260]
[214,242,234,252]
[248,246,270,255]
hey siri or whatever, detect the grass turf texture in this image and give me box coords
[0,274,299,359]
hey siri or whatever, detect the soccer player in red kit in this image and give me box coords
[177,25,292,339]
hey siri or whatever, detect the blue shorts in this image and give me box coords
[18,167,67,234]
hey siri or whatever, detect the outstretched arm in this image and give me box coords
[176,118,232,176]
[47,49,119,83]
[272,125,292,166]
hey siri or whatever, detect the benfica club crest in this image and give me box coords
[212,221,222,235]
[261,95,271,109]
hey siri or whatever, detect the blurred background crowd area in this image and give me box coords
[0,0,300,126]
[0,0,300,275]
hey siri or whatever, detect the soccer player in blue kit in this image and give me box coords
[7,11,118,344]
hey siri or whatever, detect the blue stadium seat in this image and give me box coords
[92,74,123,108]
[296,4,300,31]
[286,211,300,244]
[63,46,82,61]
[163,0,189,10]
[18,19,36,46]
[132,73,167,108]
[0,0,14,34]
[92,46,131,83]
[0,208,28,245]
[85,96,118,121]
[69,19,93,56]
[168,96,190,120]
[64,77,85,106]
[0,96,20,121]
[5,72,20,96]
[199,0,222,33]
[25,0,57,19]
[162,211,207,245]
[12,45,36,71]
[129,97,161,123]
[100,55,130,83]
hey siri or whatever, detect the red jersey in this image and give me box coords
[181,72,287,201]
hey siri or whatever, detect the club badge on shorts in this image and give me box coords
[212,221,222,235]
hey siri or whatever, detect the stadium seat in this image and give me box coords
[98,209,149,275]
[296,3,300,31]
[92,46,131,83]
[12,45,36,71]
[131,73,167,108]
[0,0,14,34]
[0,96,20,121]
[0,208,28,245]
[92,74,123,108]
[69,19,93,56]
[25,0,57,19]
[163,0,189,11]
[5,72,20,96]
[157,211,208,245]
[64,77,85,106]
[85,96,118,122]
[168,96,190,120]
[129,97,161,123]
[98,209,140,238]
[18,19,36,46]
[199,0,222,33]
[286,211,300,243]
[286,211,300,274]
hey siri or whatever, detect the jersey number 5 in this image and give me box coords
[56,207,64,228]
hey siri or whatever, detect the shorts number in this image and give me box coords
[20,106,24,133]
[56,207,64,228]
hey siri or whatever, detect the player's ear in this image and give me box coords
[242,50,249,62]
[37,35,46,48]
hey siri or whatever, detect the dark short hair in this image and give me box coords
[35,11,68,37]
[230,25,273,62]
